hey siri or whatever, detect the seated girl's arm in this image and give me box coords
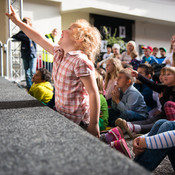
[100,95,109,127]
[80,74,100,137]
[129,68,164,93]
[6,5,54,55]
[138,130,175,149]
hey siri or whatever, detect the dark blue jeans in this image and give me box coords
[23,56,37,89]
[108,108,146,126]
[134,119,175,171]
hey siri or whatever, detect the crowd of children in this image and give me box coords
[6,6,175,173]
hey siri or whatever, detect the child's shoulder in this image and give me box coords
[69,51,91,62]
[71,51,94,69]
[128,85,142,94]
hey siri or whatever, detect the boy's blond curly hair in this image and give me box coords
[71,19,101,62]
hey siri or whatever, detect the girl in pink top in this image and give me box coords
[104,58,123,106]
[6,6,101,137]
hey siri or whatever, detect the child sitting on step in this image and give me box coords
[108,68,148,126]
[29,68,53,104]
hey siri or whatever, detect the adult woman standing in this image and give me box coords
[120,41,136,64]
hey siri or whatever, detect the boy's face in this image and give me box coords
[144,49,151,57]
[117,73,130,89]
[32,70,43,84]
[159,72,165,83]
[153,50,158,57]
[163,71,175,86]
[107,47,112,53]
[52,28,58,37]
[113,48,120,55]
[160,50,166,57]
[136,67,149,84]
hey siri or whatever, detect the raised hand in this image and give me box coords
[5,5,54,55]
[5,5,21,25]
[165,59,171,65]
[128,68,139,78]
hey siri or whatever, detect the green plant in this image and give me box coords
[103,26,126,52]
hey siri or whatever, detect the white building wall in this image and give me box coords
[60,0,175,24]
[23,0,61,40]
[135,21,175,57]
[62,12,89,30]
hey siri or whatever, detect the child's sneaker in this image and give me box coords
[115,118,136,139]
[110,139,131,159]
[100,127,124,144]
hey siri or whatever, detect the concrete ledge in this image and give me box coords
[0,77,151,175]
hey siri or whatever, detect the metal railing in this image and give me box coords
[0,38,53,82]
[0,41,3,77]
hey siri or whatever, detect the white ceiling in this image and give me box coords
[95,0,175,5]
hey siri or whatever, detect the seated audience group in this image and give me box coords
[96,38,175,172]
[27,38,175,173]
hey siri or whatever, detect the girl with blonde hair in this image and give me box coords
[120,40,137,64]
[104,58,123,106]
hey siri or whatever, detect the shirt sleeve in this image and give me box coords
[137,74,164,93]
[100,94,109,127]
[151,56,158,64]
[117,91,140,112]
[145,130,175,149]
[103,53,106,59]
[12,31,29,41]
[74,57,94,77]
[162,55,170,64]
[53,46,64,60]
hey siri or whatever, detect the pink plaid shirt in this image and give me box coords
[52,46,94,124]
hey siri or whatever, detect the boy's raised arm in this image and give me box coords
[6,5,54,55]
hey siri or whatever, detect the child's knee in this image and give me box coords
[159,121,175,133]
[154,119,168,128]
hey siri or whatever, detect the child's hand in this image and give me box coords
[112,86,120,104]
[87,123,100,138]
[165,59,171,65]
[5,5,21,24]
[128,68,139,78]
[133,137,146,156]
[159,92,163,98]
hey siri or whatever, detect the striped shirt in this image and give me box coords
[143,130,175,149]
